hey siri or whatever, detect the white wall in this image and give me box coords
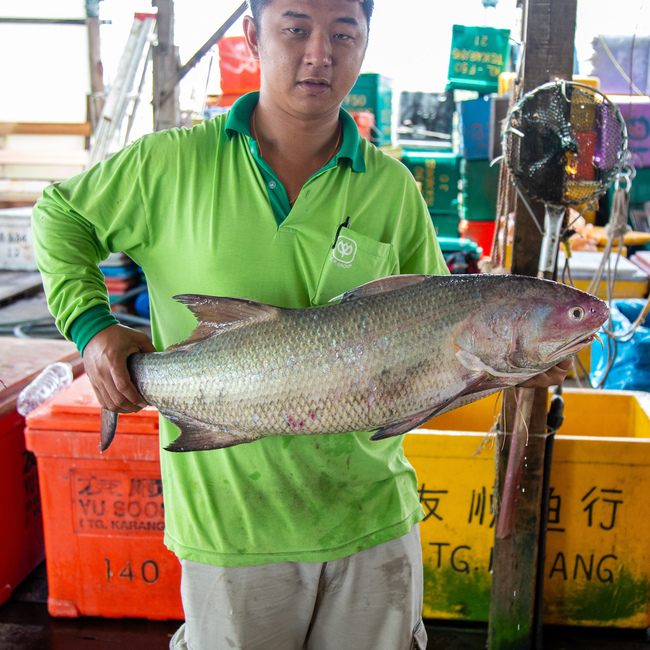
[0,0,90,122]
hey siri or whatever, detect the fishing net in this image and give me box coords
[503,81,628,207]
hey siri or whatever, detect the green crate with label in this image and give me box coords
[401,151,461,215]
[342,73,393,147]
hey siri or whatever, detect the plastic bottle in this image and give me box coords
[16,362,74,416]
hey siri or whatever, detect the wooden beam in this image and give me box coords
[156,2,248,108]
[487,1,577,649]
[0,150,89,166]
[0,123,92,136]
[152,0,180,131]
[87,14,106,129]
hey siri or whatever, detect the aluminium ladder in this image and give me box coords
[86,13,157,169]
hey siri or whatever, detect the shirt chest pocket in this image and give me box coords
[311,227,398,306]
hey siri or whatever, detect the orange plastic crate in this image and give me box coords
[218,36,260,95]
[24,375,183,620]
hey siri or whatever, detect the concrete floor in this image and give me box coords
[1,563,648,650]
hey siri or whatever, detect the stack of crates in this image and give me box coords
[400,150,462,238]
[342,73,393,147]
[457,94,499,256]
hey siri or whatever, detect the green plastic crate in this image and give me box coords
[430,212,460,238]
[401,151,461,214]
[342,73,393,147]
[460,158,500,221]
[448,25,511,93]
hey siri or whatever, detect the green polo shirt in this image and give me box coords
[32,93,449,567]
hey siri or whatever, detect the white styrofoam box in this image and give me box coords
[557,250,649,282]
[0,207,38,272]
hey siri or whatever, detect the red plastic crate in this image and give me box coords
[459,218,496,258]
[25,375,183,620]
[0,409,44,607]
[0,336,84,606]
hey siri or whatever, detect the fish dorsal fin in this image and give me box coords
[167,294,280,351]
[337,274,430,304]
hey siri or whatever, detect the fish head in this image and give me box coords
[454,276,609,380]
[500,278,609,373]
[524,284,609,367]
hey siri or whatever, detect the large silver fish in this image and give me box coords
[100,274,608,452]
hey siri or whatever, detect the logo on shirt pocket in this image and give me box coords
[333,236,357,265]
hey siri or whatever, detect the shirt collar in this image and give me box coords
[225,91,366,173]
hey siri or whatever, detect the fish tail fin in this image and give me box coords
[100,408,118,452]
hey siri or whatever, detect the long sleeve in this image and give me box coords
[31,137,151,347]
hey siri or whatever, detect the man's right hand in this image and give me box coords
[83,323,156,413]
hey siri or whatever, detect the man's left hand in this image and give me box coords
[518,358,573,389]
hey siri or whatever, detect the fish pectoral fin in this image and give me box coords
[167,295,282,351]
[370,375,490,442]
[100,408,118,452]
[455,348,537,380]
[337,274,430,304]
[161,409,261,452]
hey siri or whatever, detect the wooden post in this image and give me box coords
[487,1,577,648]
[152,0,180,132]
[86,5,105,130]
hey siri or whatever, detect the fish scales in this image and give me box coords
[100,273,609,452]
[133,279,456,436]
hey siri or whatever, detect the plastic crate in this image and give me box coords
[401,150,461,214]
[406,388,650,628]
[24,375,183,620]
[342,73,393,147]
[460,158,500,221]
[217,36,260,95]
[448,25,510,93]
[0,409,44,607]
[0,337,84,606]
[430,212,460,238]
[459,218,495,257]
[458,95,492,160]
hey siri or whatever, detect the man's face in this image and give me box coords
[245,0,368,119]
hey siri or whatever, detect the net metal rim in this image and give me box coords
[502,79,629,207]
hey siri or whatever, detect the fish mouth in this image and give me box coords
[541,329,600,362]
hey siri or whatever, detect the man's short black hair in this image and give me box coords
[247,0,374,31]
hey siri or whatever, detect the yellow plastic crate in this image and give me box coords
[405,388,650,628]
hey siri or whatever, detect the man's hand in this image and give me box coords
[83,324,156,413]
[518,358,574,389]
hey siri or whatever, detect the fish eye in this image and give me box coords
[568,306,585,322]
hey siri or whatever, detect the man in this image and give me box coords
[32,1,570,648]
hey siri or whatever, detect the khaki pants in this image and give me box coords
[170,524,427,650]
